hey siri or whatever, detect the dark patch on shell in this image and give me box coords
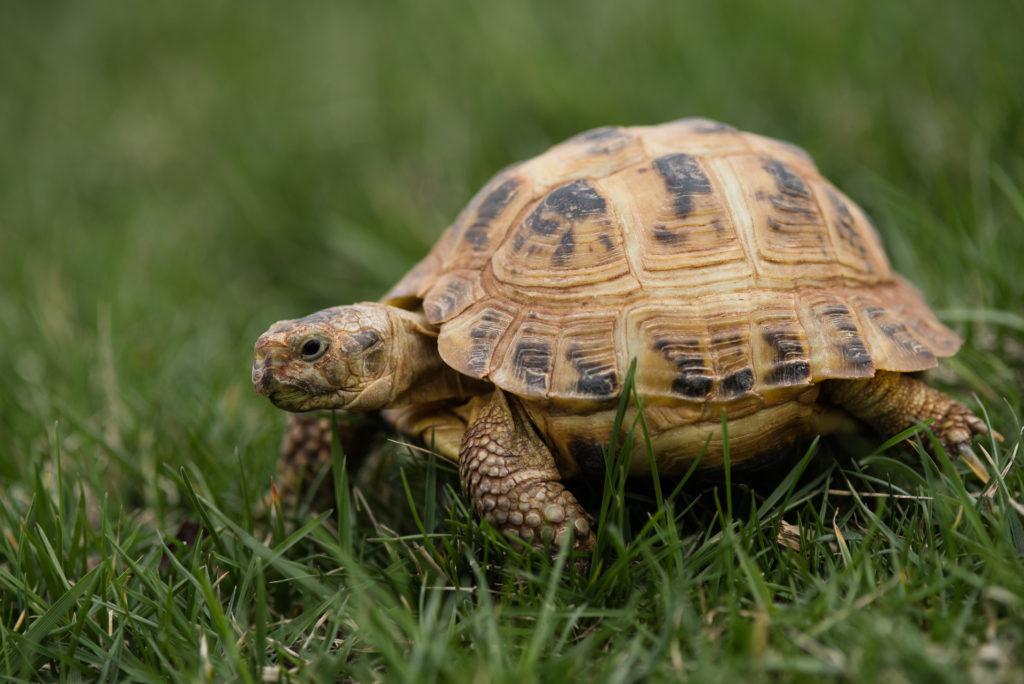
[528,180,607,233]
[653,153,713,220]
[467,309,508,375]
[826,188,870,268]
[762,329,810,386]
[756,157,821,237]
[673,373,713,399]
[865,307,934,361]
[566,344,619,398]
[765,195,818,220]
[766,360,811,386]
[762,158,810,199]
[424,278,469,323]
[513,339,552,391]
[569,126,630,154]
[463,178,521,250]
[819,305,857,332]
[569,437,606,475]
[654,338,713,399]
[674,117,737,134]
[841,339,873,369]
[526,213,560,237]
[720,368,755,397]
[552,228,576,266]
[570,126,622,143]
[652,223,684,244]
[819,304,873,370]
[515,180,608,258]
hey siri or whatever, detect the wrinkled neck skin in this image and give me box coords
[349,307,487,411]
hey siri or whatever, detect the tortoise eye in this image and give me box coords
[300,337,328,361]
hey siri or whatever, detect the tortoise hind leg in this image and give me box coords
[460,390,595,551]
[825,371,1001,479]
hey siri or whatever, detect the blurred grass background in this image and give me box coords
[1,1,1023,681]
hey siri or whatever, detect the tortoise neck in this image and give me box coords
[388,308,489,408]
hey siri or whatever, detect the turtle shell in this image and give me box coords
[384,118,961,404]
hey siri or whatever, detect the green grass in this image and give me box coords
[2,1,1024,681]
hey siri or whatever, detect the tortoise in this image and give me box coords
[252,117,998,551]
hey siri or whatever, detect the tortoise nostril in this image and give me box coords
[252,354,276,394]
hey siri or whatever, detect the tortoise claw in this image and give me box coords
[963,412,1004,444]
[956,443,991,483]
[945,407,1002,483]
[928,401,1002,483]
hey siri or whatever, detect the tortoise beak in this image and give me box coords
[252,333,290,396]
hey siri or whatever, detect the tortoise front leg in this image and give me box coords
[459,390,595,551]
[264,411,331,511]
[826,371,1001,478]
[280,413,334,471]
[272,412,383,512]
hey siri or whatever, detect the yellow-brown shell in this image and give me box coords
[384,118,961,404]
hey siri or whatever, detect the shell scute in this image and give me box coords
[814,183,890,276]
[657,337,714,400]
[437,302,515,377]
[492,177,636,294]
[734,154,836,271]
[554,316,621,400]
[422,270,484,324]
[704,304,758,401]
[752,305,813,390]
[855,299,937,372]
[604,157,752,289]
[652,153,714,219]
[625,302,715,403]
[490,317,561,398]
[797,292,876,379]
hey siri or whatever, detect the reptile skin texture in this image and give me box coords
[827,370,994,452]
[459,390,595,551]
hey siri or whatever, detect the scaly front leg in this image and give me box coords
[272,413,334,510]
[459,390,595,551]
[272,412,382,512]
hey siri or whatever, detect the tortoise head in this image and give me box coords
[253,303,415,412]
